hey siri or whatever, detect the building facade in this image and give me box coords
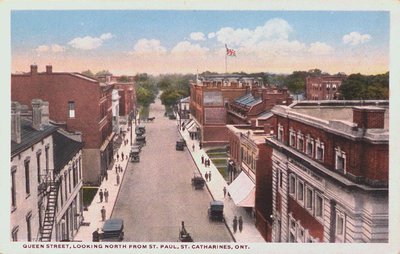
[305,75,346,100]
[11,65,114,185]
[190,75,261,146]
[11,100,57,241]
[266,100,388,243]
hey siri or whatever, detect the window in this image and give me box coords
[64,172,68,200]
[289,174,296,196]
[11,226,18,241]
[26,213,32,241]
[297,133,304,152]
[297,180,304,202]
[297,227,305,242]
[315,140,324,161]
[11,167,17,208]
[24,159,30,195]
[337,216,344,235]
[277,124,284,142]
[289,129,296,148]
[306,187,313,210]
[335,211,346,242]
[68,168,72,193]
[278,170,283,189]
[315,193,323,218]
[335,147,346,173]
[45,145,49,175]
[36,152,41,183]
[68,101,75,118]
[73,163,77,187]
[306,136,314,157]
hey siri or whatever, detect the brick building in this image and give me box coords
[266,100,388,242]
[190,75,262,146]
[305,75,347,100]
[227,87,292,125]
[11,65,114,185]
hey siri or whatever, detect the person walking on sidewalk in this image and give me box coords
[92,228,100,242]
[101,206,106,221]
[116,152,119,161]
[115,164,118,174]
[205,172,209,182]
[201,155,204,164]
[223,186,227,198]
[233,216,238,233]
[104,189,109,203]
[121,152,124,161]
[208,171,212,181]
[104,170,108,181]
[116,172,120,185]
[99,189,104,203]
[238,216,243,233]
[192,144,195,152]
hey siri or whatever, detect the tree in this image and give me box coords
[136,86,156,107]
[81,70,95,78]
[117,75,130,82]
[339,72,389,100]
[95,70,112,77]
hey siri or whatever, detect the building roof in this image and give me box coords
[226,124,269,145]
[53,130,84,173]
[11,118,58,158]
[234,93,262,107]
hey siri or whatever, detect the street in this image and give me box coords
[112,97,232,242]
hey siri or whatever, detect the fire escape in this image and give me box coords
[37,174,60,242]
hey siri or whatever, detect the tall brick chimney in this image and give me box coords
[32,99,44,130]
[11,102,22,143]
[353,106,386,129]
[46,65,52,74]
[30,64,38,75]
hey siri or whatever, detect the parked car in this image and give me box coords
[208,200,224,222]
[101,218,124,242]
[176,139,185,151]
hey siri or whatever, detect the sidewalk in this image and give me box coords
[73,121,136,241]
[178,118,265,242]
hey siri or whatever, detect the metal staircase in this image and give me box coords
[39,180,59,242]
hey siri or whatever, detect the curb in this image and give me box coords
[178,129,237,243]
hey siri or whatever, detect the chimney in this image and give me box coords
[353,106,386,129]
[11,102,22,143]
[32,99,43,130]
[46,65,52,74]
[30,64,38,75]
[41,101,50,125]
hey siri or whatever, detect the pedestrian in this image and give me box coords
[192,144,195,152]
[116,152,119,161]
[205,172,209,182]
[223,186,227,198]
[238,216,243,233]
[208,171,212,181]
[115,164,118,174]
[99,189,103,203]
[121,152,124,161]
[199,142,202,150]
[116,172,120,185]
[92,228,100,242]
[104,189,109,203]
[201,155,204,164]
[104,170,108,181]
[101,206,106,221]
[233,216,238,233]
[119,165,123,173]
[207,159,210,168]
[126,155,128,160]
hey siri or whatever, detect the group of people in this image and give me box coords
[232,215,244,233]
[201,155,211,168]
[98,189,109,203]
[204,171,212,182]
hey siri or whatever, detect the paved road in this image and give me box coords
[112,97,232,242]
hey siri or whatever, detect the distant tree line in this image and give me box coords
[339,72,389,100]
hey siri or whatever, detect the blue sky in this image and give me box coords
[11,10,389,75]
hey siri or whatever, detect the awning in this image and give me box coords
[226,171,255,207]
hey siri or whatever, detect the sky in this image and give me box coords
[11,10,389,75]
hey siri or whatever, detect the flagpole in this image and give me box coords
[225,52,227,74]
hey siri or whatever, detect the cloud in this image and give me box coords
[308,42,334,55]
[189,32,205,41]
[129,38,167,55]
[35,44,66,53]
[208,32,216,39]
[171,41,209,56]
[342,32,371,46]
[68,33,114,50]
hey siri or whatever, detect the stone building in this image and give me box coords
[266,100,388,242]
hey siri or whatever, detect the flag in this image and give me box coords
[225,44,236,56]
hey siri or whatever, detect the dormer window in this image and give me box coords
[335,147,346,173]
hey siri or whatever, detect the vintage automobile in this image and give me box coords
[135,135,146,146]
[176,139,185,151]
[191,173,205,189]
[101,218,124,242]
[130,147,140,162]
[208,200,224,222]
[168,113,176,120]
[135,125,146,135]
[178,221,193,242]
